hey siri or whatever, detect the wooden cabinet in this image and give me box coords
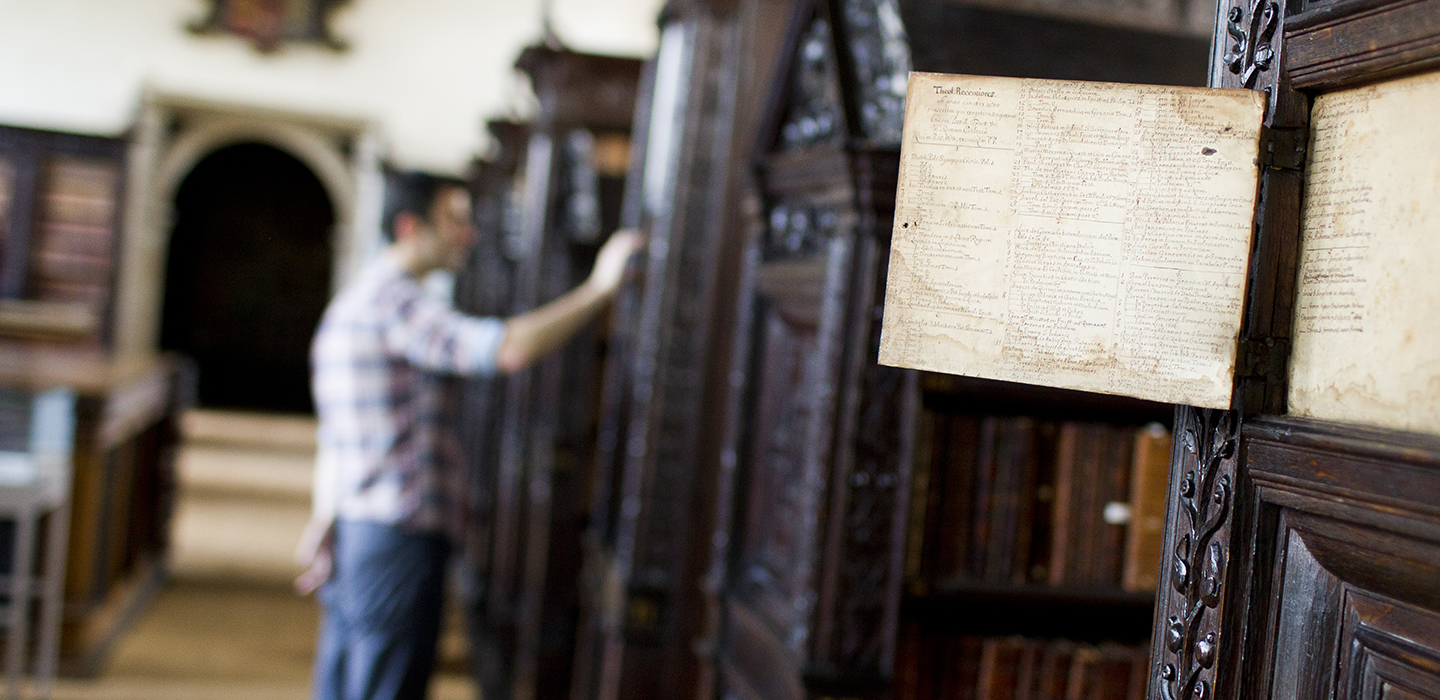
[565,3,796,700]
[463,47,642,700]
[455,118,527,692]
[1150,2,1440,699]
[467,4,1440,700]
[705,1,922,697]
[704,1,1213,699]
[0,124,189,675]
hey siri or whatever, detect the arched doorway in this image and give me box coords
[160,142,335,413]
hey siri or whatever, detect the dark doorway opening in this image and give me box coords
[161,142,335,414]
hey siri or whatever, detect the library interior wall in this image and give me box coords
[0,0,666,174]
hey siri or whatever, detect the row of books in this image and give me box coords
[895,631,1152,700]
[909,414,1172,591]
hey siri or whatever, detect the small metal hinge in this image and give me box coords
[1260,127,1307,171]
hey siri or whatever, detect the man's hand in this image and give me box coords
[586,229,645,294]
[495,229,645,373]
[294,518,335,595]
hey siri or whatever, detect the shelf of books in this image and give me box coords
[899,373,1173,699]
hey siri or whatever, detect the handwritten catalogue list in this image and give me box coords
[1288,70,1440,434]
[878,73,1264,408]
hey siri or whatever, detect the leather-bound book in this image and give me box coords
[969,417,1003,580]
[894,621,927,700]
[1085,645,1138,700]
[1126,646,1151,700]
[978,636,1029,700]
[1014,637,1048,700]
[1122,423,1172,592]
[907,409,938,593]
[1046,424,1084,587]
[1063,646,1100,700]
[1035,640,1077,700]
[943,636,986,700]
[935,414,981,584]
[987,418,1038,583]
[1098,425,1137,586]
[1071,424,1107,585]
[1025,422,1060,583]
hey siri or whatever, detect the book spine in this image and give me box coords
[1046,423,1082,587]
[984,418,1021,583]
[1100,425,1137,587]
[937,414,980,585]
[978,636,1027,700]
[1073,424,1106,586]
[945,636,984,700]
[1026,422,1059,584]
[1037,640,1076,700]
[907,408,938,593]
[1122,423,1172,592]
[969,416,1001,581]
[1065,646,1100,700]
[1008,419,1042,586]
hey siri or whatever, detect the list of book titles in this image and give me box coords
[880,74,1263,408]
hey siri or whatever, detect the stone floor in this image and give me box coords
[45,410,475,700]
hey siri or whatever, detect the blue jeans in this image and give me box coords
[312,520,450,700]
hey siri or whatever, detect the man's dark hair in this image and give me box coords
[381,170,468,242]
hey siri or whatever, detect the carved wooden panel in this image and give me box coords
[455,127,522,602]
[923,0,1217,36]
[1286,0,1440,91]
[567,52,656,700]
[716,2,922,698]
[1149,407,1239,700]
[457,122,527,700]
[474,47,641,700]
[833,0,910,144]
[567,3,800,700]
[811,240,916,684]
[573,10,752,700]
[1236,418,1440,700]
[738,278,826,654]
[777,9,847,152]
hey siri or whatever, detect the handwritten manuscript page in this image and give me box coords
[878,73,1263,408]
[1289,71,1440,435]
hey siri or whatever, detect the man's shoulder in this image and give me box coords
[325,256,420,319]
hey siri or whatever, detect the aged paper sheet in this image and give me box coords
[878,73,1263,408]
[1289,71,1440,435]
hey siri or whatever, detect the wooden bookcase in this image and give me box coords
[461,47,643,700]
[1148,2,1440,699]
[565,3,797,700]
[454,118,527,693]
[0,126,126,348]
[898,377,1172,698]
[458,3,1440,700]
[700,1,1215,699]
[0,125,190,675]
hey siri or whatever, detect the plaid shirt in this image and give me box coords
[310,254,505,541]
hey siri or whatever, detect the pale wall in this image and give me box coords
[0,0,664,174]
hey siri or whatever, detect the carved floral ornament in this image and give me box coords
[1224,1,1280,88]
[1159,409,1235,700]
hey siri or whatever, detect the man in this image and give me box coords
[296,171,642,700]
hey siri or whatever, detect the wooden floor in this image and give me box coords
[46,410,476,700]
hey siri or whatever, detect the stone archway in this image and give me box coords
[112,97,385,369]
[159,142,334,413]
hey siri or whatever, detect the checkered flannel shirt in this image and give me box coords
[310,254,505,542]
